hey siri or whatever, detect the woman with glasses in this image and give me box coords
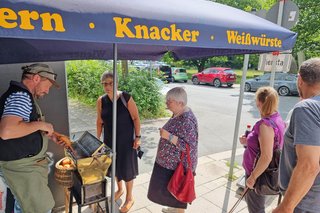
[96,71,141,213]
[148,87,198,213]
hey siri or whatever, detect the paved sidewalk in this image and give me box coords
[67,100,279,213]
[66,149,279,213]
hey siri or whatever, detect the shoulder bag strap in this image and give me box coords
[120,92,128,109]
[255,118,279,166]
[185,144,192,169]
[265,118,280,149]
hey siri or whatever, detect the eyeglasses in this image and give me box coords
[101,82,113,86]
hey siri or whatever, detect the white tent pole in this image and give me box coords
[269,53,278,87]
[270,0,284,87]
[228,54,249,180]
[111,43,118,213]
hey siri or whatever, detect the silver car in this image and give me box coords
[245,73,298,96]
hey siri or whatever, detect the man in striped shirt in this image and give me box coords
[0,63,60,213]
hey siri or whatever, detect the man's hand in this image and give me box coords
[40,121,54,136]
[50,134,66,146]
[51,132,75,152]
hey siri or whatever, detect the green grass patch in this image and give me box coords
[226,161,240,170]
[225,161,241,181]
[186,69,198,79]
[225,173,238,181]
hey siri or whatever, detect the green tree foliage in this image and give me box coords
[214,0,264,11]
[292,0,320,58]
[165,0,319,71]
[119,71,167,119]
[183,58,208,72]
[161,0,275,72]
[213,0,277,11]
[66,60,167,119]
[162,52,185,68]
[66,60,110,104]
[215,0,320,58]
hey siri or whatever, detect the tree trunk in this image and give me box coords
[121,60,128,78]
[193,59,207,72]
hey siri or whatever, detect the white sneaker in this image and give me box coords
[162,207,179,213]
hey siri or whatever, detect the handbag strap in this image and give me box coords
[257,117,280,154]
[265,118,280,149]
[254,117,281,169]
[120,92,128,108]
[180,144,192,169]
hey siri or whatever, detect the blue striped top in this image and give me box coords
[2,91,32,122]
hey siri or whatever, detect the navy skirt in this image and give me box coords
[147,162,188,209]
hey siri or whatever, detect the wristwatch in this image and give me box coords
[135,135,141,138]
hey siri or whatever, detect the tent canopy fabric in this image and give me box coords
[0,0,297,64]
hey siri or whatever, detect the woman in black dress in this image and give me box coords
[96,72,141,213]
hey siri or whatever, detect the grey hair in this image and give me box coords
[166,87,188,106]
[100,71,117,82]
[299,58,320,85]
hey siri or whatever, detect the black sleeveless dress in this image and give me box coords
[101,92,138,181]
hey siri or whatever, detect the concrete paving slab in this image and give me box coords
[202,177,228,191]
[197,156,214,166]
[187,197,222,213]
[202,186,247,212]
[145,203,165,213]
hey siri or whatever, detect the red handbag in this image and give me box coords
[167,144,196,203]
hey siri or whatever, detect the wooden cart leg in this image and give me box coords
[64,187,71,213]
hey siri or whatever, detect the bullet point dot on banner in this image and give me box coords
[89,23,95,29]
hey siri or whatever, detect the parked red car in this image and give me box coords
[192,67,236,87]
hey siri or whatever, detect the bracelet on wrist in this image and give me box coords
[135,135,141,138]
[168,133,174,143]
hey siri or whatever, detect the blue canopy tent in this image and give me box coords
[0,0,297,212]
[0,0,296,63]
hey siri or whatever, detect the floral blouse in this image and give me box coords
[155,109,198,172]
